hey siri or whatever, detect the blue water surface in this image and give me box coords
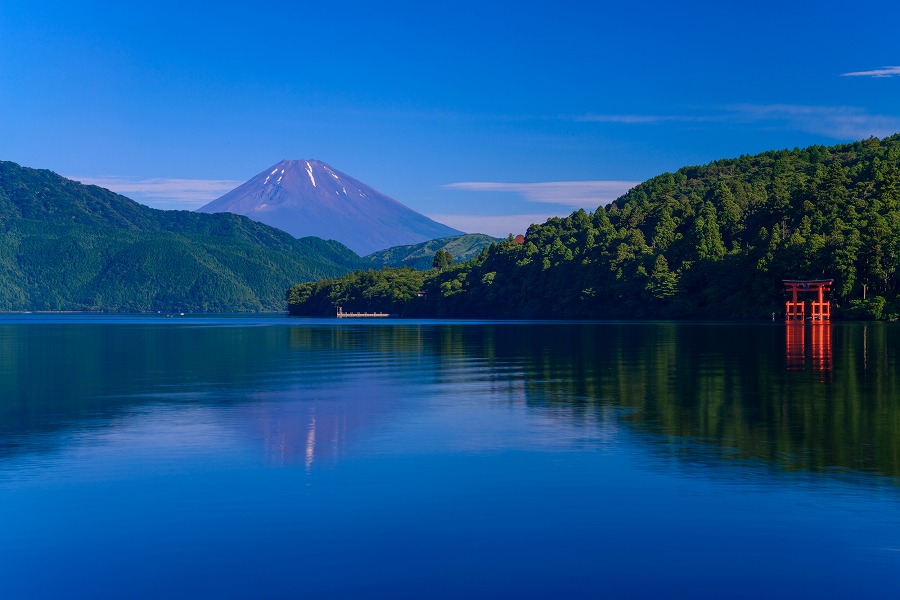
[0,315,898,598]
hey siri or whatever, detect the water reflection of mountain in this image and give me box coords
[286,321,900,481]
[1,318,898,481]
[0,320,426,462]
[241,333,423,469]
[239,390,384,469]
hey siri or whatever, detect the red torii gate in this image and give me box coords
[783,279,833,321]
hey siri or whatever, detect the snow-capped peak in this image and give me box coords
[197,159,463,255]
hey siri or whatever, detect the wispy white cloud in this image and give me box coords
[574,114,717,124]
[428,213,557,238]
[571,104,900,140]
[69,176,242,210]
[444,180,640,209]
[841,66,900,78]
[727,103,900,140]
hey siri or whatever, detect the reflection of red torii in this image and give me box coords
[783,279,833,321]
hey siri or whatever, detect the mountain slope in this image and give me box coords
[366,234,499,270]
[0,161,366,311]
[197,159,463,255]
[289,134,900,319]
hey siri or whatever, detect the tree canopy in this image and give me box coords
[432,248,453,270]
[366,234,497,270]
[289,135,900,320]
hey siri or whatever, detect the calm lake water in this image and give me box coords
[0,315,898,598]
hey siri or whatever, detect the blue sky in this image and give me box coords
[1,0,898,236]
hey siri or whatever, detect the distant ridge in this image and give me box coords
[197,160,463,255]
[366,234,499,270]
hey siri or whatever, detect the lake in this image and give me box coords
[0,315,898,598]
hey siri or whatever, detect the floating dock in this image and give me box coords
[336,307,392,318]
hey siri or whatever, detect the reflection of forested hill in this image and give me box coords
[473,322,900,480]
[0,320,415,463]
[2,320,898,482]
[290,135,900,319]
[0,320,293,457]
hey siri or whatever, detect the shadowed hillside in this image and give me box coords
[0,161,366,311]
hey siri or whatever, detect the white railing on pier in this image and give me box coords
[336,307,391,318]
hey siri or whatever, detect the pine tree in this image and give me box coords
[693,201,726,261]
[432,249,453,271]
[647,254,678,300]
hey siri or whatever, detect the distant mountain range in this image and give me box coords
[0,161,367,312]
[198,160,463,255]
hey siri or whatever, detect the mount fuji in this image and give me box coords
[197,160,463,255]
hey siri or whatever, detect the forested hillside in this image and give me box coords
[0,161,366,311]
[289,135,900,319]
[365,234,498,270]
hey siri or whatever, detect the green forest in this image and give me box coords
[0,161,366,311]
[365,233,498,270]
[289,135,900,320]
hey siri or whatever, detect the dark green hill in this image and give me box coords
[289,134,900,319]
[0,161,366,311]
[365,234,499,269]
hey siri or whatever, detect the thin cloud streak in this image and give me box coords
[428,213,558,238]
[571,104,900,140]
[445,180,640,209]
[70,176,242,209]
[728,104,900,140]
[841,66,900,78]
[574,114,718,124]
